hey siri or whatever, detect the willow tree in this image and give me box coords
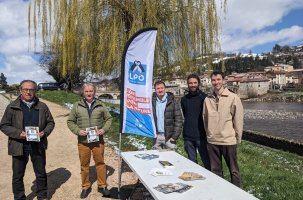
[28,0,225,80]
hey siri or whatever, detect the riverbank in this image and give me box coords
[244,92,303,103]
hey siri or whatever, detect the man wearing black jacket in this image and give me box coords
[181,74,210,170]
[0,80,55,200]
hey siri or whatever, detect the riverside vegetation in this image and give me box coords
[37,91,303,200]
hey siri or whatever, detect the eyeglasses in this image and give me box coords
[21,88,36,93]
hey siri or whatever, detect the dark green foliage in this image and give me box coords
[5,84,19,92]
[213,56,273,74]
[0,73,8,89]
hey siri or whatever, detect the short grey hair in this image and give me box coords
[82,82,96,92]
[19,80,38,90]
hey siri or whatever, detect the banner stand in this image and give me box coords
[117,27,158,198]
[117,132,122,197]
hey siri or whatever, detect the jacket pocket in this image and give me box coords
[8,139,22,156]
[207,112,219,136]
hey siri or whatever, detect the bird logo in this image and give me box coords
[130,60,145,73]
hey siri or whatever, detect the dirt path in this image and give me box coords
[0,95,138,200]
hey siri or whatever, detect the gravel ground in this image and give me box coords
[0,95,139,200]
[0,94,9,117]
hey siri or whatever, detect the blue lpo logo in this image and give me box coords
[128,60,146,85]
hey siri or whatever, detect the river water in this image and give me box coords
[243,101,303,143]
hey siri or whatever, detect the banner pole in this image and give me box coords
[117,132,122,195]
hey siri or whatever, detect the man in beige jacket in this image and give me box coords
[203,71,243,187]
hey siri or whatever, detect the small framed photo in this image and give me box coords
[86,126,99,143]
[25,126,40,142]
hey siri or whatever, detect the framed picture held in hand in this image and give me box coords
[86,126,99,143]
[25,126,40,142]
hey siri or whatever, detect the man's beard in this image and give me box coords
[189,86,199,92]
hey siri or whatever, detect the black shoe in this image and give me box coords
[98,187,111,197]
[80,187,91,199]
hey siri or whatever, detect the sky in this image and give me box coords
[0,0,303,84]
[217,0,303,53]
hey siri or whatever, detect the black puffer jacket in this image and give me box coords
[152,92,183,141]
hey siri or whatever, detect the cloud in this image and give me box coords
[0,0,51,84]
[221,25,303,52]
[1,54,54,85]
[0,36,30,55]
[0,1,27,38]
[217,0,303,52]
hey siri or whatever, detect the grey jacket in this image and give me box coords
[152,92,183,141]
[0,96,55,156]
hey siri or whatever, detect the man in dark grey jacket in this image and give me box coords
[152,80,183,150]
[0,80,55,200]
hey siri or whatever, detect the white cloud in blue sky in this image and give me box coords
[0,0,303,84]
[0,0,54,85]
[218,0,303,53]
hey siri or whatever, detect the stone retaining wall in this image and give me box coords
[243,131,303,156]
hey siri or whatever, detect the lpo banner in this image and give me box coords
[120,28,157,138]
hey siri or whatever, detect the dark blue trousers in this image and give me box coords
[184,139,211,170]
[12,149,47,200]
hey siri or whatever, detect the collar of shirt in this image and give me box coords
[212,88,229,98]
[20,97,35,109]
[156,93,168,103]
[84,98,96,109]
[156,93,168,133]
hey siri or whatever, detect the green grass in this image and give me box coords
[238,142,303,199]
[37,90,81,106]
[39,91,303,200]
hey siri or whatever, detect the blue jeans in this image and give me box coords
[184,139,210,170]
